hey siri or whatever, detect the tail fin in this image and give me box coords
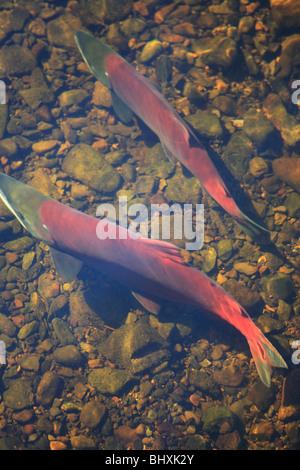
[236,210,270,239]
[75,31,117,89]
[247,329,288,387]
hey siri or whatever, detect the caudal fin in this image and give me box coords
[247,330,288,387]
[236,210,270,238]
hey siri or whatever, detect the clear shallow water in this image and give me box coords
[0,0,299,451]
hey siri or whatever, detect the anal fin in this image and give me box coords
[110,90,133,124]
[132,292,161,314]
[50,247,83,282]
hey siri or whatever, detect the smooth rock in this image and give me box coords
[47,12,82,48]
[165,166,201,204]
[17,321,39,340]
[51,318,76,346]
[243,108,276,151]
[284,192,300,217]
[263,94,300,147]
[248,157,269,178]
[247,381,275,412]
[202,246,217,273]
[0,312,17,337]
[192,36,237,69]
[98,321,168,372]
[32,140,58,154]
[261,273,295,305]
[3,378,34,410]
[278,369,300,421]
[272,158,300,194]
[234,261,258,276]
[0,45,36,78]
[79,0,133,23]
[52,344,84,367]
[217,239,233,262]
[36,371,61,407]
[58,89,88,107]
[80,400,106,429]
[62,143,120,193]
[70,435,96,450]
[276,34,300,78]
[88,367,133,395]
[271,0,300,29]
[202,406,236,434]
[223,132,255,180]
[0,104,8,139]
[140,40,163,63]
[28,168,60,198]
[185,111,223,140]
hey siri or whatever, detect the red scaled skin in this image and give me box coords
[105,54,246,226]
[40,198,269,352]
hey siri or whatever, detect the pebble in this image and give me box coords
[88,367,133,395]
[272,157,300,194]
[139,40,163,63]
[250,421,275,441]
[202,406,236,434]
[234,261,258,276]
[0,45,36,78]
[62,143,120,194]
[36,371,61,407]
[263,94,300,147]
[248,157,269,178]
[32,140,59,155]
[52,344,84,367]
[50,441,68,450]
[58,89,88,108]
[80,400,106,429]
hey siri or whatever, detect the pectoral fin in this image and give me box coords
[132,292,161,314]
[50,247,83,282]
[111,90,133,123]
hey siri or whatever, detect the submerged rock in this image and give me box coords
[271,0,300,29]
[276,35,300,78]
[79,0,133,24]
[272,157,300,193]
[62,143,120,194]
[36,371,61,407]
[88,367,133,395]
[185,111,223,140]
[80,400,106,429]
[261,273,295,305]
[263,93,300,147]
[53,344,85,367]
[0,45,36,78]
[223,132,255,180]
[140,40,163,63]
[47,12,82,48]
[165,166,201,204]
[3,378,34,410]
[202,406,236,433]
[192,36,237,69]
[98,321,169,374]
[243,109,276,151]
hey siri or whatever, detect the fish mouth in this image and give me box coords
[0,173,54,244]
